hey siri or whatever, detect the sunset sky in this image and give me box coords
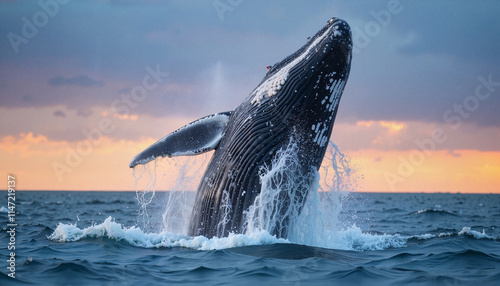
[1,0,499,193]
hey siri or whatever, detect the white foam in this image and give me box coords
[0,206,9,213]
[409,227,496,241]
[458,227,494,239]
[48,216,419,251]
[335,226,407,251]
[48,216,288,250]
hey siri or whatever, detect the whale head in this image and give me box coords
[250,18,352,107]
[248,18,352,158]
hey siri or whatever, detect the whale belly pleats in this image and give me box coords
[188,105,290,237]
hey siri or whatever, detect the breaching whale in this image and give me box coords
[130,18,352,238]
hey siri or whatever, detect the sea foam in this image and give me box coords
[48,216,288,250]
[48,217,496,251]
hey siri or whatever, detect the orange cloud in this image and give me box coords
[355,120,405,132]
[379,121,405,132]
[1,130,499,194]
[356,121,374,128]
[349,149,500,193]
[0,132,67,156]
[112,113,139,121]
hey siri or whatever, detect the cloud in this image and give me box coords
[1,1,499,133]
[76,109,93,117]
[53,110,66,118]
[333,120,500,153]
[447,150,462,158]
[48,75,105,87]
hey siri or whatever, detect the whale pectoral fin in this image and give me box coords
[129,111,232,168]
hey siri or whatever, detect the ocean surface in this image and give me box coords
[1,190,499,285]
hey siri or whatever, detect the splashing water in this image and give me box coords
[244,140,355,248]
[133,161,157,232]
[51,140,419,251]
[216,190,232,235]
[133,153,210,234]
[132,140,358,246]
[244,139,312,238]
[161,155,209,234]
[119,138,415,251]
[310,141,354,245]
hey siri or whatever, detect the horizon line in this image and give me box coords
[2,189,499,195]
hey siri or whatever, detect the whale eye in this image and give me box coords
[307,36,311,42]
[328,18,336,24]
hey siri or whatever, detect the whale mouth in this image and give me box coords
[250,18,351,105]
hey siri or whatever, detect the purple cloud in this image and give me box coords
[53,110,66,118]
[48,75,104,87]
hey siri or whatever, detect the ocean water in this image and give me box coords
[1,190,499,285]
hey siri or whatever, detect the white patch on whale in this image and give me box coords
[250,24,335,105]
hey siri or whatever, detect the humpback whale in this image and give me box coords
[130,18,352,238]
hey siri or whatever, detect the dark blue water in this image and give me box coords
[1,191,499,285]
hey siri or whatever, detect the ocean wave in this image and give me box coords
[48,217,412,252]
[0,206,8,213]
[457,227,495,239]
[410,226,496,240]
[410,209,457,216]
[331,226,407,251]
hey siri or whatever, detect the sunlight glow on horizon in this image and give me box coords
[1,131,499,194]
